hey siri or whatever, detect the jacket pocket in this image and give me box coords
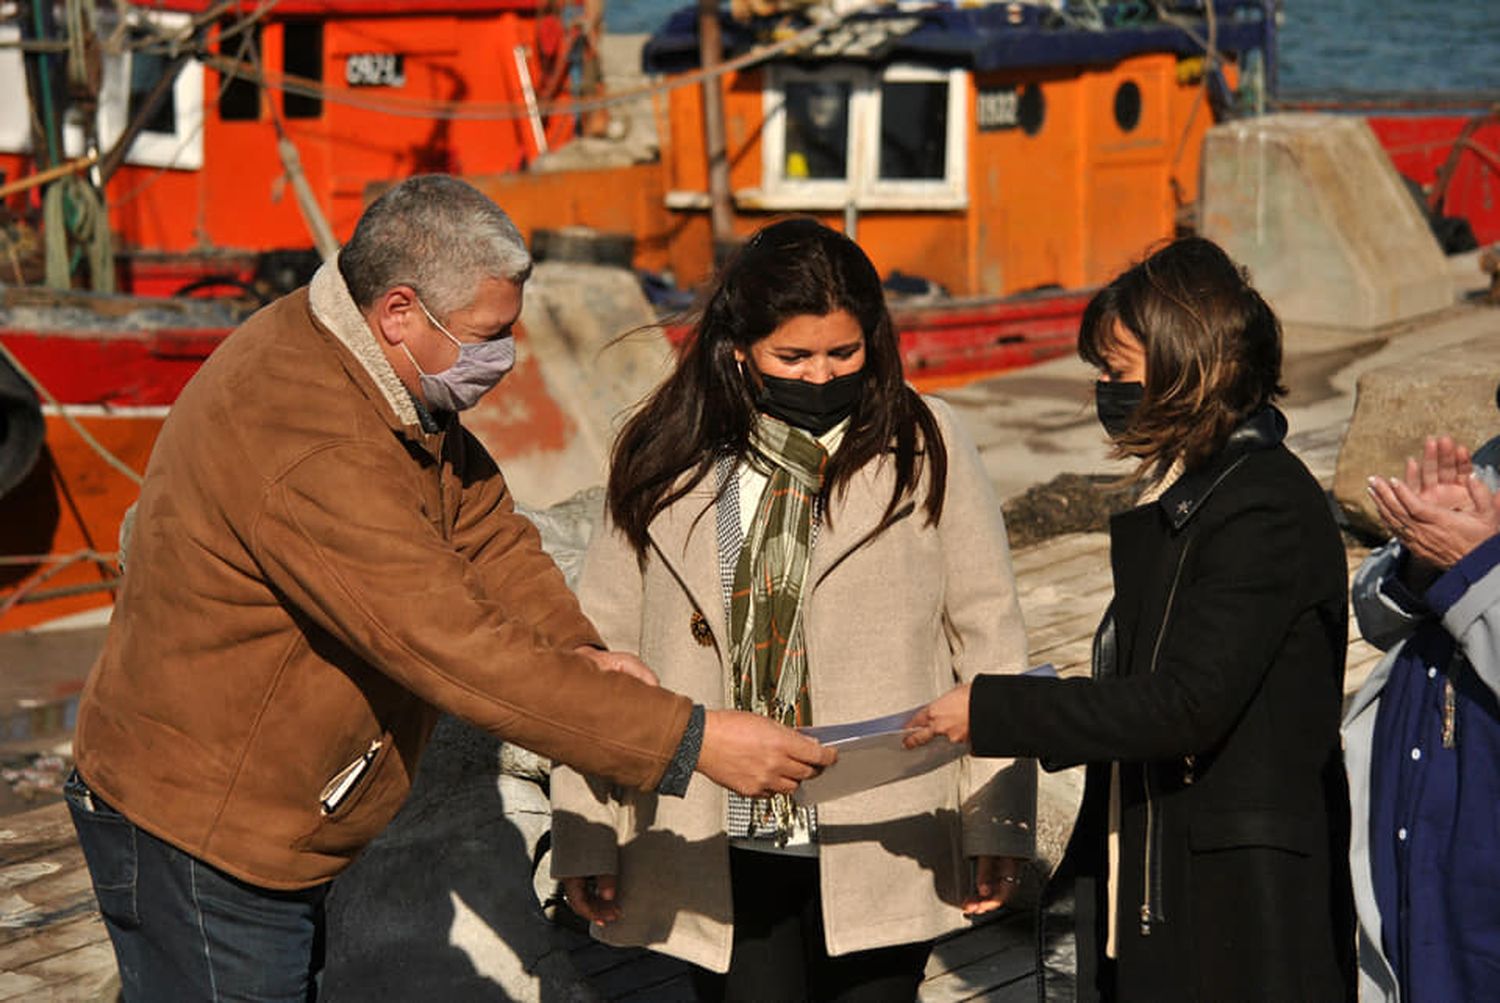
[64,771,141,928]
[293,732,403,854]
[318,738,383,816]
[1189,809,1315,856]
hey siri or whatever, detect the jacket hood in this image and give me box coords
[1157,405,1288,530]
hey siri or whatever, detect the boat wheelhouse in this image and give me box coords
[0,0,584,295]
[638,1,1275,295]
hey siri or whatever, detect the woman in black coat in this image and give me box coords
[910,237,1355,1001]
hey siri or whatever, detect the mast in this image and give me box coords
[696,0,733,246]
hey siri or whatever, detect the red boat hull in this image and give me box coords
[1367,114,1500,246]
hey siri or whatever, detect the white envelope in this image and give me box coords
[792,717,964,807]
[791,663,1058,807]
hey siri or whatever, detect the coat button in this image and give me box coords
[690,611,714,647]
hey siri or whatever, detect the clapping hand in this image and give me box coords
[1367,435,1500,571]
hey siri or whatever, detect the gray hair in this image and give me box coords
[339,174,532,316]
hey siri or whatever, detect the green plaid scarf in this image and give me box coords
[730,416,827,841]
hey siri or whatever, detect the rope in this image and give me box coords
[0,339,145,486]
[0,549,120,620]
[0,551,119,566]
[1166,0,1220,208]
[0,152,100,200]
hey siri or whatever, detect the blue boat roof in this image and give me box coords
[643,1,1274,75]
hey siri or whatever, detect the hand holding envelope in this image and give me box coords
[793,664,1057,806]
[793,709,967,806]
[905,662,1059,752]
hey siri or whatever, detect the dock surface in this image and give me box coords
[0,528,1381,1001]
[5,269,1491,997]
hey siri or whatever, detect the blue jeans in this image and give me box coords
[65,770,329,1002]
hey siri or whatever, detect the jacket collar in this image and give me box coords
[1157,406,1287,530]
[307,256,421,429]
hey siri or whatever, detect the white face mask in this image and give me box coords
[401,297,516,412]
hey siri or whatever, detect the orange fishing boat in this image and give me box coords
[1,0,1495,632]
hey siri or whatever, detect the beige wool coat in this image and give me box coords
[550,398,1035,971]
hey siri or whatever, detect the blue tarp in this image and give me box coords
[643,1,1273,75]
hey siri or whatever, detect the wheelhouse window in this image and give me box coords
[96,10,204,169]
[217,20,263,122]
[783,79,850,180]
[762,64,967,210]
[878,80,948,180]
[0,8,202,169]
[127,28,178,135]
[282,21,323,119]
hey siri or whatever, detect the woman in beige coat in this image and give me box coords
[550,219,1035,1001]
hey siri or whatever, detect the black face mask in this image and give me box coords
[756,371,864,436]
[1095,380,1144,439]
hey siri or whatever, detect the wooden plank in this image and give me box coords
[0,866,96,935]
[2,938,117,1002]
[589,951,692,1000]
[919,937,1034,1003]
[0,912,108,972]
[1025,635,1093,675]
[976,973,1038,1002]
[0,806,80,860]
[1018,581,1113,638]
[1009,534,1108,575]
[568,939,659,978]
[925,917,1027,978]
[1014,552,1112,597]
[1021,613,1109,659]
[613,971,697,1002]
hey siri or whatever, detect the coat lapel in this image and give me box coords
[646,481,729,643]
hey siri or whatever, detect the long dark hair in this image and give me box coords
[608,218,948,556]
[1077,236,1286,478]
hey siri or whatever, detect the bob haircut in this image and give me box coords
[606,217,947,556]
[1078,237,1286,477]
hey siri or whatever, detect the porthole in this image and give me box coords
[1018,83,1045,137]
[1114,81,1142,133]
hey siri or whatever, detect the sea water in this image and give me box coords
[606,0,1500,95]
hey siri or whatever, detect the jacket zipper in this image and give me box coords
[319,738,382,816]
[1140,539,1192,936]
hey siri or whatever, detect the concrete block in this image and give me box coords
[1201,114,1454,329]
[1332,334,1500,534]
[466,263,674,508]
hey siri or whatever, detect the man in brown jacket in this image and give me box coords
[65,175,832,1001]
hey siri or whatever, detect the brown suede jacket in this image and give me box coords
[73,261,691,890]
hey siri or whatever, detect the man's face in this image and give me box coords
[408,276,524,375]
[376,276,525,406]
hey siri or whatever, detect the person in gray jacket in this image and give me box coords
[1346,430,1500,1003]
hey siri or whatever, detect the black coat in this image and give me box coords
[971,408,1355,1001]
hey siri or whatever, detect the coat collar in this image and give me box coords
[306,255,449,455]
[1157,406,1287,530]
[307,256,422,429]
